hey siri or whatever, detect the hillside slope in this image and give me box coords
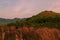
[5,10,60,29]
[27,11,60,28]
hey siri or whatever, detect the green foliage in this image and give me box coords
[6,11,60,29]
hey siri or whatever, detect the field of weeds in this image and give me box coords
[0,26,60,40]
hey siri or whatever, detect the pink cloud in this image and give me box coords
[1,0,60,19]
[48,1,60,12]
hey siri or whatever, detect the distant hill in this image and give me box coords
[31,10,60,18]
[29,10,60,21]
[1,10,60,29]
[0,18,21,24]
[25,10,60,28]
[0,11,60,24]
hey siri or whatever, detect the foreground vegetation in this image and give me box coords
[0,27,60,40]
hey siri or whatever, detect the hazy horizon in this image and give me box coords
[0,0,60,19]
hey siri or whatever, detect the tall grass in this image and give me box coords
[0,26,60,40]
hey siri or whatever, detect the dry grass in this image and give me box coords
[0,27,60,40]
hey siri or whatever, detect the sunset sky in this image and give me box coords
[0,0,60,19]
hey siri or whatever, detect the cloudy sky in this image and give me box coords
[0,0,60,19]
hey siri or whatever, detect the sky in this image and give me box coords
[0,0,60,19]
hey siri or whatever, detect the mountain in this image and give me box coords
[4,10,60,29]
[29,10,60,21]
[0,10,60,24]
[24,11,60,28]
[0,18,21,24]
[31,10,60,17]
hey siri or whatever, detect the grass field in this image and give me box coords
[0,26,60,40]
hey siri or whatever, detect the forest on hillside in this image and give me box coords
[6,11,60,29]
[0,11,60,40]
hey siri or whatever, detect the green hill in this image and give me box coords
[0,18,21,24]
[6,11,60,29]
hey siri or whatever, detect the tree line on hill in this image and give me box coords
[4,10,60,29]
[0,11,60,29]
